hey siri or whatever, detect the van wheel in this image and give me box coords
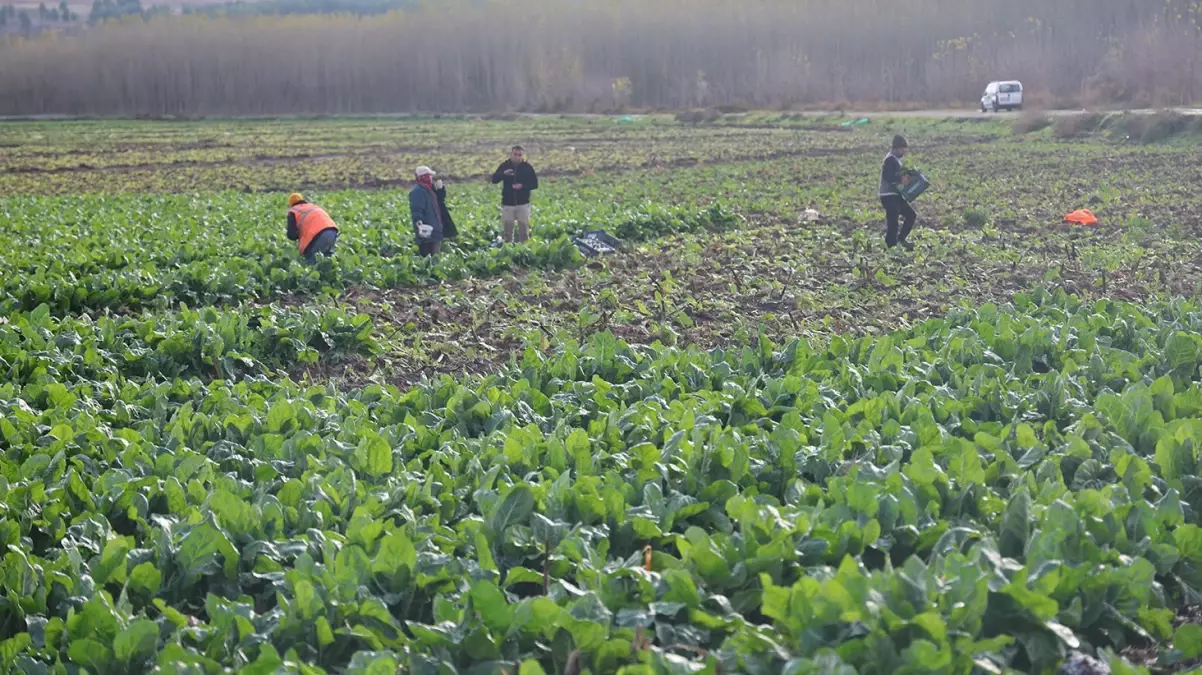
[981,104,987,113]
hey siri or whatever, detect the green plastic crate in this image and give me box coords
[900,168,930,202]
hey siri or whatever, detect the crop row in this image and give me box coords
[7,117,1202,247]
[0,118,885,196]
[0,187,739,315]
[2,290,1202,673]
[0,302,379,391]
[331,204,1202,387]
[0,125,852,175]
[7,131,1199,247]
[8,129,1202,321]
[0,116,692,168]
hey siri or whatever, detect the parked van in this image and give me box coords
[980,81,1024,112]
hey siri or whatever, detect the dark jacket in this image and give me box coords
[435,184,457,239]
[409,184,443,242]
[879,152,903,197]
[490,160,538,206]
[286,204,303,241]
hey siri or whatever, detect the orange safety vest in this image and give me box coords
[289,203,338,254]
[1064,209,1098,226]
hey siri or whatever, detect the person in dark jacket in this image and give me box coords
[433,177,457,241]
[490,145,538,243]
[879,135,917,250]
[409,166,444,257]
[285,192,339,264]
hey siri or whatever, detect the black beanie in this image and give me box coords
[892,135,908,149]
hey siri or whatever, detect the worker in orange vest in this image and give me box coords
[286,193,339,264]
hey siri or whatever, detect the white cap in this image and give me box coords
[415,165,436,177]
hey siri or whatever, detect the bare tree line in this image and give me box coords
[0,0,1199,116]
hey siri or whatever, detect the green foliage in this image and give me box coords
[963,207,988,228]
[0,303,379,386]
[0,289,1198,672]
[3,114,1202,675]
[0,191,736,316]
[1114,111,1197,144]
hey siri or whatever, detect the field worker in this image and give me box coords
[286,193,339,264]
[490,144,538,243]
[879,134,917,251]
[433,176,458,241]
[409,165,444,257]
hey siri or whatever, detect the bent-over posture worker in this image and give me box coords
[490,145,538,243]
[409,166,444,257]
[879,135,917,250]
[286,193,339,263]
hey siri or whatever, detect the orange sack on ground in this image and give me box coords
[1064,209,1098,225]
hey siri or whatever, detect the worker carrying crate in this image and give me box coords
[878,135,931,250]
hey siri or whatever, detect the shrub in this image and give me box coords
[963,207,988,228]
[1118,110,1190,144]
[1013,111,1052,134]
[1053,113,1104,139]
[674,108,722,123]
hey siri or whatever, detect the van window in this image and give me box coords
[986,83,997,93]
[999,83,1021,93]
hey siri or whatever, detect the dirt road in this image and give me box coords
[826,107,1202,119]
[3,108,1202,123]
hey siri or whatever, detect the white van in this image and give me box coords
[980,81,1024,112]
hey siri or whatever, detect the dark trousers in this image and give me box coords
[418,241,442,257]
[880,195,916,247]
[303,228,338,264]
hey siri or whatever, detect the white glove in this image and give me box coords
[434,179,444,190]
[416,222,433,239]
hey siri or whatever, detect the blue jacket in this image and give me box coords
[409,184,443,241]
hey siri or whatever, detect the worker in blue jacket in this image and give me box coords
[409,165,444,257]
